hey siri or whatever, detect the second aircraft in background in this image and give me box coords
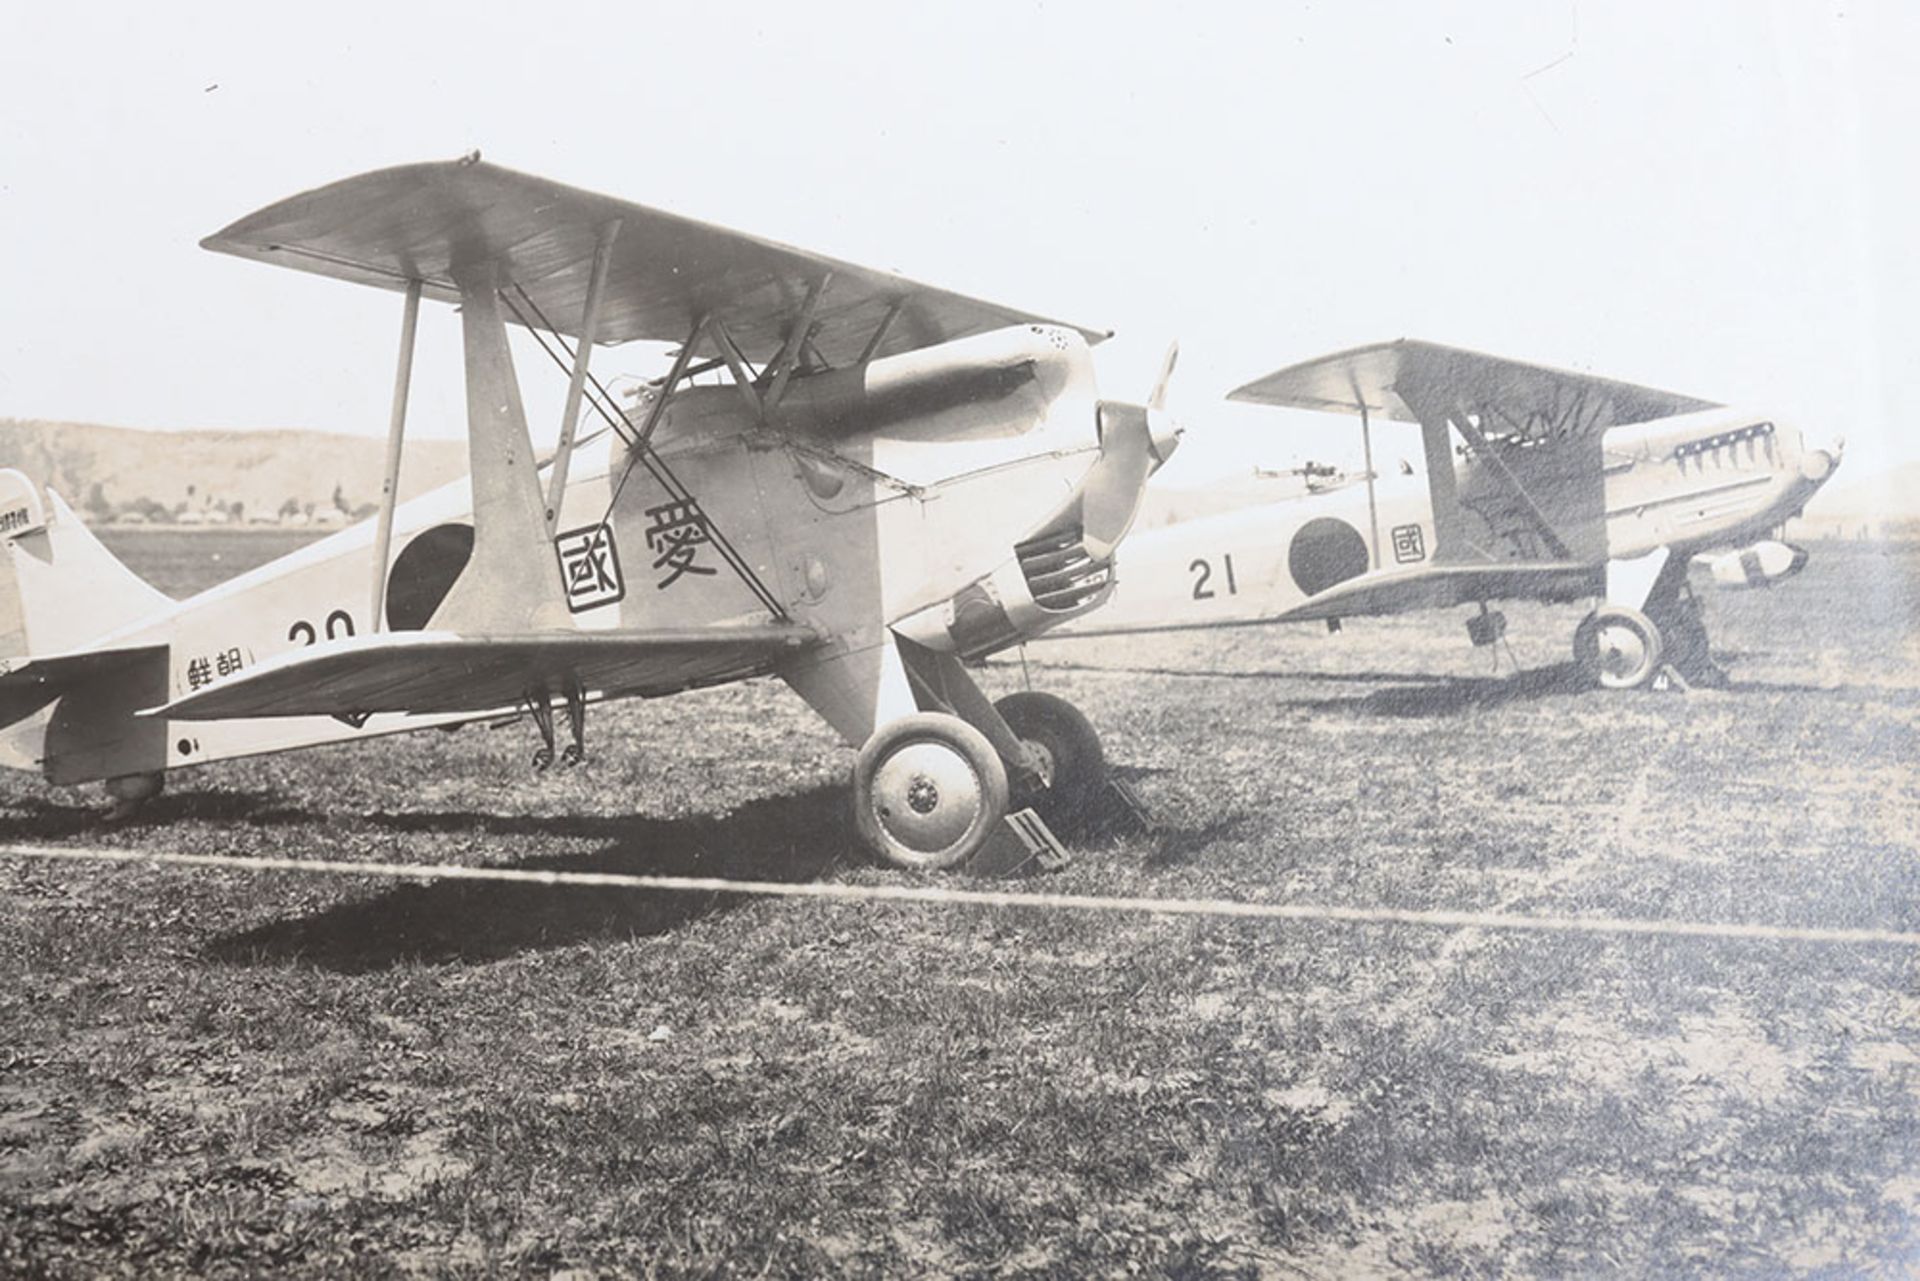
[1051,340,1841,689]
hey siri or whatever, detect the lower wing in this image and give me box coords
[152,626,816,721]
[1274,563,1601,622]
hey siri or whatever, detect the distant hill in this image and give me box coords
[1793,461,1920,539]
[0,420,467,524]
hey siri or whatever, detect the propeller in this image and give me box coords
[1080,342,1184,560]
[1803,431,1844,484]
[1149,341,1179,412]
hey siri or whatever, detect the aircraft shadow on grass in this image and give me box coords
[203,784,854,974]
[198,769,1241,974]
[1026,659,1451,685]
[1029,658,1594,716]
[0,789,316,840]
[1295,662,1591,718]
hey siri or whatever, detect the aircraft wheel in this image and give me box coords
[103,771,164,821]
[853,712,1008,871]
[532,746,554,771]
[1573,606,1664,690]
[994,691,1107,836]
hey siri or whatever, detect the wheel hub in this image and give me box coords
[1597,624,1649,679]
[869,739,985,855]
[906,776,940,814]
[1023,739,1057,790]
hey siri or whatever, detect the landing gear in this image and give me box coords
[1648,591,1729,688]
[526,683,588,770]
[528,694,557,771]
[103,771,164,821]
[852,712,1009,871]
[1578,550,1729,691]
[1572,605,1663,689]
[560,684,587,767]
[993,691,1107,837]
[819,637,1122,870]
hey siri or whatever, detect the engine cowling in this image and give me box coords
[1703,540,1809,589]
[892,521,1117,659]
[891,394,1179,659]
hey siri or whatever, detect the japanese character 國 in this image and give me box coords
[554,523,626,612]
[1391,523,1427,564]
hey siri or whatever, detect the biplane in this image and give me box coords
[1056,340,1839,688]
[0,156,1177,868]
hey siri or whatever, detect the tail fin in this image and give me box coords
[0,469,172,663]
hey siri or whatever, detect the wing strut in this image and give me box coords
[370,278,423,631]
[632,317,706,447]
[857,298,907,365]
[1350,370,1382,570]
[1400,390,1471,564]
[543,218,622,530]
[765,274,830,408]
[705,319,766,420]
[431,263,571,633]
[499,293,792,622]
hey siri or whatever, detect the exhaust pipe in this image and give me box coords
[895,390,1181,658]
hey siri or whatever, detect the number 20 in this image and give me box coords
[289,609,355,646]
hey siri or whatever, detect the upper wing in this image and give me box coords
[202,157,1107,366]
[153,625,815,721]
[1228,339,1719,439]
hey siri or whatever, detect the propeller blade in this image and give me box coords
[1148,342,1180,412]
[1081,401,1156,560]
[1078,348,1185,560]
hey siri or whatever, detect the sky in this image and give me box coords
[1,2,1914,487]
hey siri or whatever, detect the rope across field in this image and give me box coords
[5,842,1917,950]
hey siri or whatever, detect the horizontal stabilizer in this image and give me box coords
[153,625,817,722]
[1230,340,1719,435]
[0,645,169,728]
[203,158,1107,366]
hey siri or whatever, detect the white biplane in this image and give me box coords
[1056,340,1839,687]
[0,156,1177,868]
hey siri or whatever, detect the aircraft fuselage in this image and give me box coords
[1061,408,1838,635]
[2,325,1118,785]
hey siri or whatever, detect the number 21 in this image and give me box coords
[1189,554,1238,600]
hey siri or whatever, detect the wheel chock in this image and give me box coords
[969,807,1071,877]
[1649,663,1692,694]
[1100,776,1161,836]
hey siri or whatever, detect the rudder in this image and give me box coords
[0,469,172,663]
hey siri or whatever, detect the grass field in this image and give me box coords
[94,527,330,599]
[1,531,1916,1276]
